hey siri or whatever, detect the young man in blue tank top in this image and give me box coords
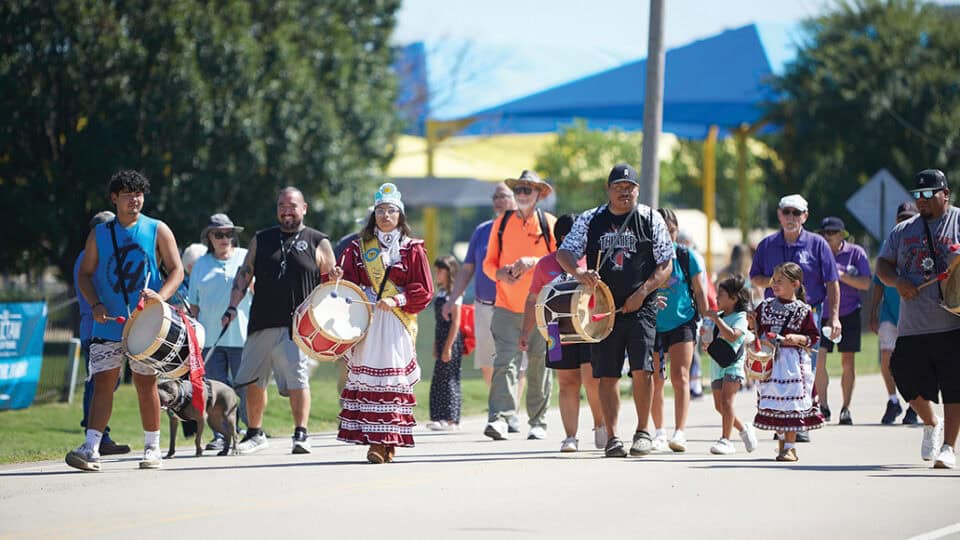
[67,170,184,472]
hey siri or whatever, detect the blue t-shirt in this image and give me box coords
[656,244,703,332]
[74,251,93,342]
[710,310,751,380]
[188,249,251,348]
[464,220,497,303]
[873,275,900,324]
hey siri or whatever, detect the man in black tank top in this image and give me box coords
[558,164,674,458]
[223,187,337,455]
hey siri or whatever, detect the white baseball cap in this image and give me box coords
[778,194,808,213]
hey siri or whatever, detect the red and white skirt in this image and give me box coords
[337,309,421,447]
[753,347,824,432]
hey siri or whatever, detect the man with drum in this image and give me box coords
[750,194,840,442]
[223,187,337,455]
[558,163,674,457]
[876,169,960,469]
[67,170,184,472]
[482,170,556,441]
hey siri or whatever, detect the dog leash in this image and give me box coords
[202,322,232,365]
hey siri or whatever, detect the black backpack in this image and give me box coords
[496,209,553,252]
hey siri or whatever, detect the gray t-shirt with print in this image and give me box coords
[878,205,960,337]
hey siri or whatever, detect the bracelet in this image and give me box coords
[226,306,237,313]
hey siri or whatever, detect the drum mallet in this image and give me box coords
[590,308,622,322]
[106,315,126,324]
[918,253,960,290]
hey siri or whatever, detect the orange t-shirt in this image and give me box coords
[482,210,557,313]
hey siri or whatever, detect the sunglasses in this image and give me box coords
[912,189,943,200]
[375,207,400,217]
[211,231,233,239]
[512,186,535,195]
[780,208,805,216]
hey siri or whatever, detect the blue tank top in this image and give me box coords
[91,215,162,341]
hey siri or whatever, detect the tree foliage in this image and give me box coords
[761,0,960,224]
[0,0,403,281]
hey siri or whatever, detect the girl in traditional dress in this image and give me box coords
[752,262,824,462]
[332,183,434,464]
[425,255,464,431]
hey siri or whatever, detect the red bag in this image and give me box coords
[459,303,476,356]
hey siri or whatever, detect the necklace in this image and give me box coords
[278,230,304,280]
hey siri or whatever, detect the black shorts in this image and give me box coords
[547,342,591,370]
[654,317,698,354]
[590,313,655,378]
[890,327,960,404]
[820,308,862,353]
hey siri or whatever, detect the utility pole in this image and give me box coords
[639,0,666,207]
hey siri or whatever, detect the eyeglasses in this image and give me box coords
[780,208,805,217]
[913,189,943,200]
[512,186,534,195]
[211,231,233,240]
[374,207,400,217]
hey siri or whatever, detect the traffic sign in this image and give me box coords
[845,169,912,240]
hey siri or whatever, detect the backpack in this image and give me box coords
[676,245,716,321]
[459,303,476,356]
[497,209,553,253]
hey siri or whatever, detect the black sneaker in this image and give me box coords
[292,431,311,454]
[99,439,131,456]
[604,436,628,458]
[903,407,920,425]
[838,408,853,425]
[821,405,832,423]
[796,430,810,443]
[881,400,903,425]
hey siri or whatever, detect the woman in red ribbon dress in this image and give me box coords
[331,183,434,464]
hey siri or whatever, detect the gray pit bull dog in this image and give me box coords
[157,378,245,458]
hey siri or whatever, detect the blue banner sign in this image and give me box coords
[0,302,47,410]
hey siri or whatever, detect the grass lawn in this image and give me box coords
[0,307,884,465]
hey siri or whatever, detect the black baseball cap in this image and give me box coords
[896,201,918,219]
[912,169,948,192]
[608,163,639,185]
[817,216,848,237]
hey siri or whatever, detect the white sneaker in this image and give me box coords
[651,434,669,452]
[528,425,548,440]
[65,445,101,472]
[710,438,736,455]
[668,432,687,453]
[933,445,956,469]
[238,431,270,455]
[921,416,944,461]
[740,425,758,453]
[292,431,311,454]
[440,422,461,432]
[593,426,608,450]
[139,446,162,469]
[484,420,508,441]
[560,437,579,453]
[425,421,446,431]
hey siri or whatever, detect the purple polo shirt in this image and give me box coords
[832,241,871,316]
[464,219,497,303]
[749,228,839,311]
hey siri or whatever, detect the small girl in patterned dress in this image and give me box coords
[426,255,464,431]
[752,262,824,462]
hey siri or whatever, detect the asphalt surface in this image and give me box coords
[1,373,957,540]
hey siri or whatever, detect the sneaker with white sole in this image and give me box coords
[238,431,269,455]
[593,426,608,450]
[668,432,687,452]
[65,445,101,472]
[630,431,653,456]
[139,446,162,469]
[484,420,508,441]
[425,421,446,431]
[921,417,944,461]
[507,416,521,433]
[710,438,736,455]
[292,431,311,454]
[528,425,547,440]
[651,434,669,452]
[440,422,461,432]
[933,445,956,469]
[205,437,225,452]
[560,437,578,453]
[740,425,758,453]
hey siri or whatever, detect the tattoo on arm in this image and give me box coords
[233,265,252,293]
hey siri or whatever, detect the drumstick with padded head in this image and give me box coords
[328,291,377,306]
[590,308,622,322]
[106,315,126,324]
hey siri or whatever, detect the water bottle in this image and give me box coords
[701,318,715,345]
[822,325,842,344]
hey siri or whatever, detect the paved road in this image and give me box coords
[1,374,957,540]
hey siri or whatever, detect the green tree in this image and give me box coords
[761,0,960,227]
[0,0,402,283]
